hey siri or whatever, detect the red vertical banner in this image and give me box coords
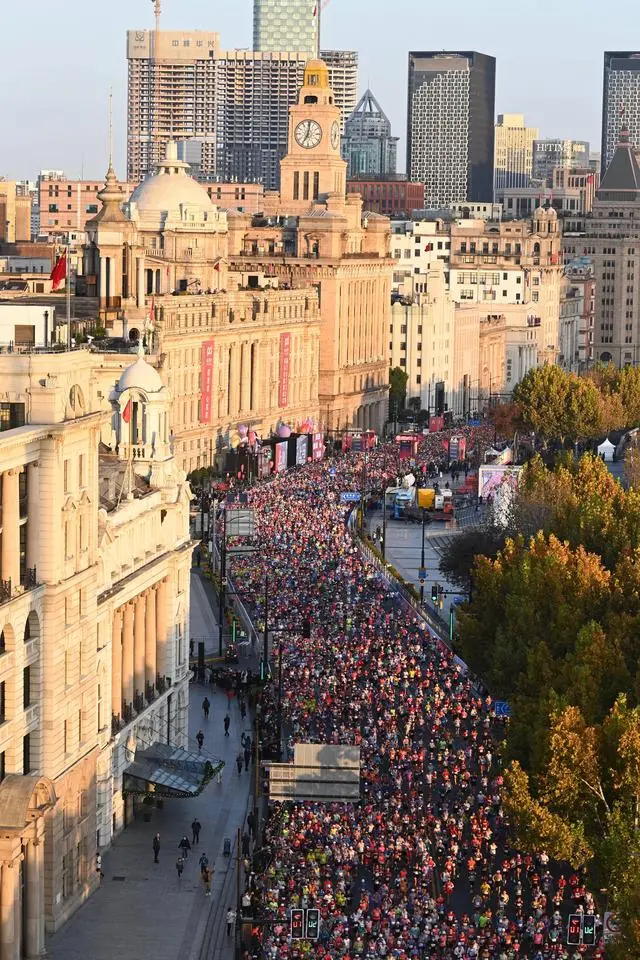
[200,340,215,423]
[278,332,291,407]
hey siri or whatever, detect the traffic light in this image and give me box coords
[567,914,582,945]
[259,660,272,685]
[305,908,320,940]
[582,914,596,945]
[291,908,304,940]
[431,583,439,603]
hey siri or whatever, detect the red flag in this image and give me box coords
[312,4,317,14]
[50,253,67,291]
[122,399,132,423]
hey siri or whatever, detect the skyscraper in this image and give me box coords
[253,0,318,55]
[602,52,640,172]
[493,114,538,193]
[342,89,398,177]
[126,31,357,188]
[407,51,496,207]
[532,138,590,186]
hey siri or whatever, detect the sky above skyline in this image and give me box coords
[1,0,638,181]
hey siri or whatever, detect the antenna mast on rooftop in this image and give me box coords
[151,0,162,173]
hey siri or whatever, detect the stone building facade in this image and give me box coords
[0,345,192,950]
[85,58,391,465]
[226,59,393,433]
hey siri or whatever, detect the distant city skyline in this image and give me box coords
[0,0,636,181]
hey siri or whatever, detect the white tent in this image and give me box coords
[597,438,616,462]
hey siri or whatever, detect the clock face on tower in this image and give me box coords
[331,121,340,150]
[295,120,323,149]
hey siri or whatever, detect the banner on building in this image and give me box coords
[449,436,467,461]
[429,415,444,433]
[296,435,308,465]
[312,433,325,461]
[278,333,292,407]
[275,441,288,473]
[200,340,215,423]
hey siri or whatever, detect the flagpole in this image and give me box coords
[316,0,321,59]
[66,234,71,350]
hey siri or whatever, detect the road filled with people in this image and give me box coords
[228,428,602,960]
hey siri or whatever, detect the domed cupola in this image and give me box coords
[112,343,171,482]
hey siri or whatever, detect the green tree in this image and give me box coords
[513,366,603,443]
[389,366,408,420]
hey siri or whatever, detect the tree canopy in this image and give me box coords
[455,452,640,949]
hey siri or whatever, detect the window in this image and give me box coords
[0,682,5,723]
[0,752,5,782]
[23,666,31,709]
[293,171,299,200]
[63,719,68,755]
[78,708,82,744]
[313,171,319,200]
[303,171,309,201]
[23,734,31,774]
[64,459,70,492]
[78,454,85,487]
[62,854,71,899]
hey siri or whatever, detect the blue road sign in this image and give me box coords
[494,701,512,718]
[340,492,361,503]
[418,568,427,582]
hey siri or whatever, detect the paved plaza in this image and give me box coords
[47,569,250,960]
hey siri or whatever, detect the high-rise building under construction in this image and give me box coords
[126,30,357,188]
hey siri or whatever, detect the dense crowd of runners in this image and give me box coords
[224,427,603,960]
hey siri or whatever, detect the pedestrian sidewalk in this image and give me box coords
[47,574,254,960]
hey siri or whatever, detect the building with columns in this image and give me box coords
[226,59,393,433]
[0,343,193,950]
[83,59,391,468]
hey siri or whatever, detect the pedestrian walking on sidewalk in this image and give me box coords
[247,811,255,839]
[202,697,210,720]
[244,744,251,771]
[240,699,247,721]
[179,836,191,860]
[196,729,204,752]
[175,855,184,880]
[203,866,213,896]
[236,753,243,776]
[152,833,161,863]
[241,833,250,857]
[224,714,230,736]
[199,852,209,877]
[191,818,201,845]
[226,907,236,936]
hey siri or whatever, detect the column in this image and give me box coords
[99,257,107,301]
[25,462,39,576]
[155,579,168,682]
[1,859,18,960]
[145,587,157,690]
[1,469,20,587]
[240,343,251,412]
[136,258,144,308]
[24,830,45,960]
[230,345,240,416]
[122,604,135,708]
[111,608,123,718]
[134,594,146,698]
[108,256,116,300]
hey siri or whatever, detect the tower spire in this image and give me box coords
[108,87,113,170]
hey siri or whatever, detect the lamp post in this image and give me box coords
[420,506,427,605]
[218,504,227,657]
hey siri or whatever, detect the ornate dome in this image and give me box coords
[117,348,164,395]
[128,142,214,220]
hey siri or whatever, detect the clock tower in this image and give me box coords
[280,59,348,210]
